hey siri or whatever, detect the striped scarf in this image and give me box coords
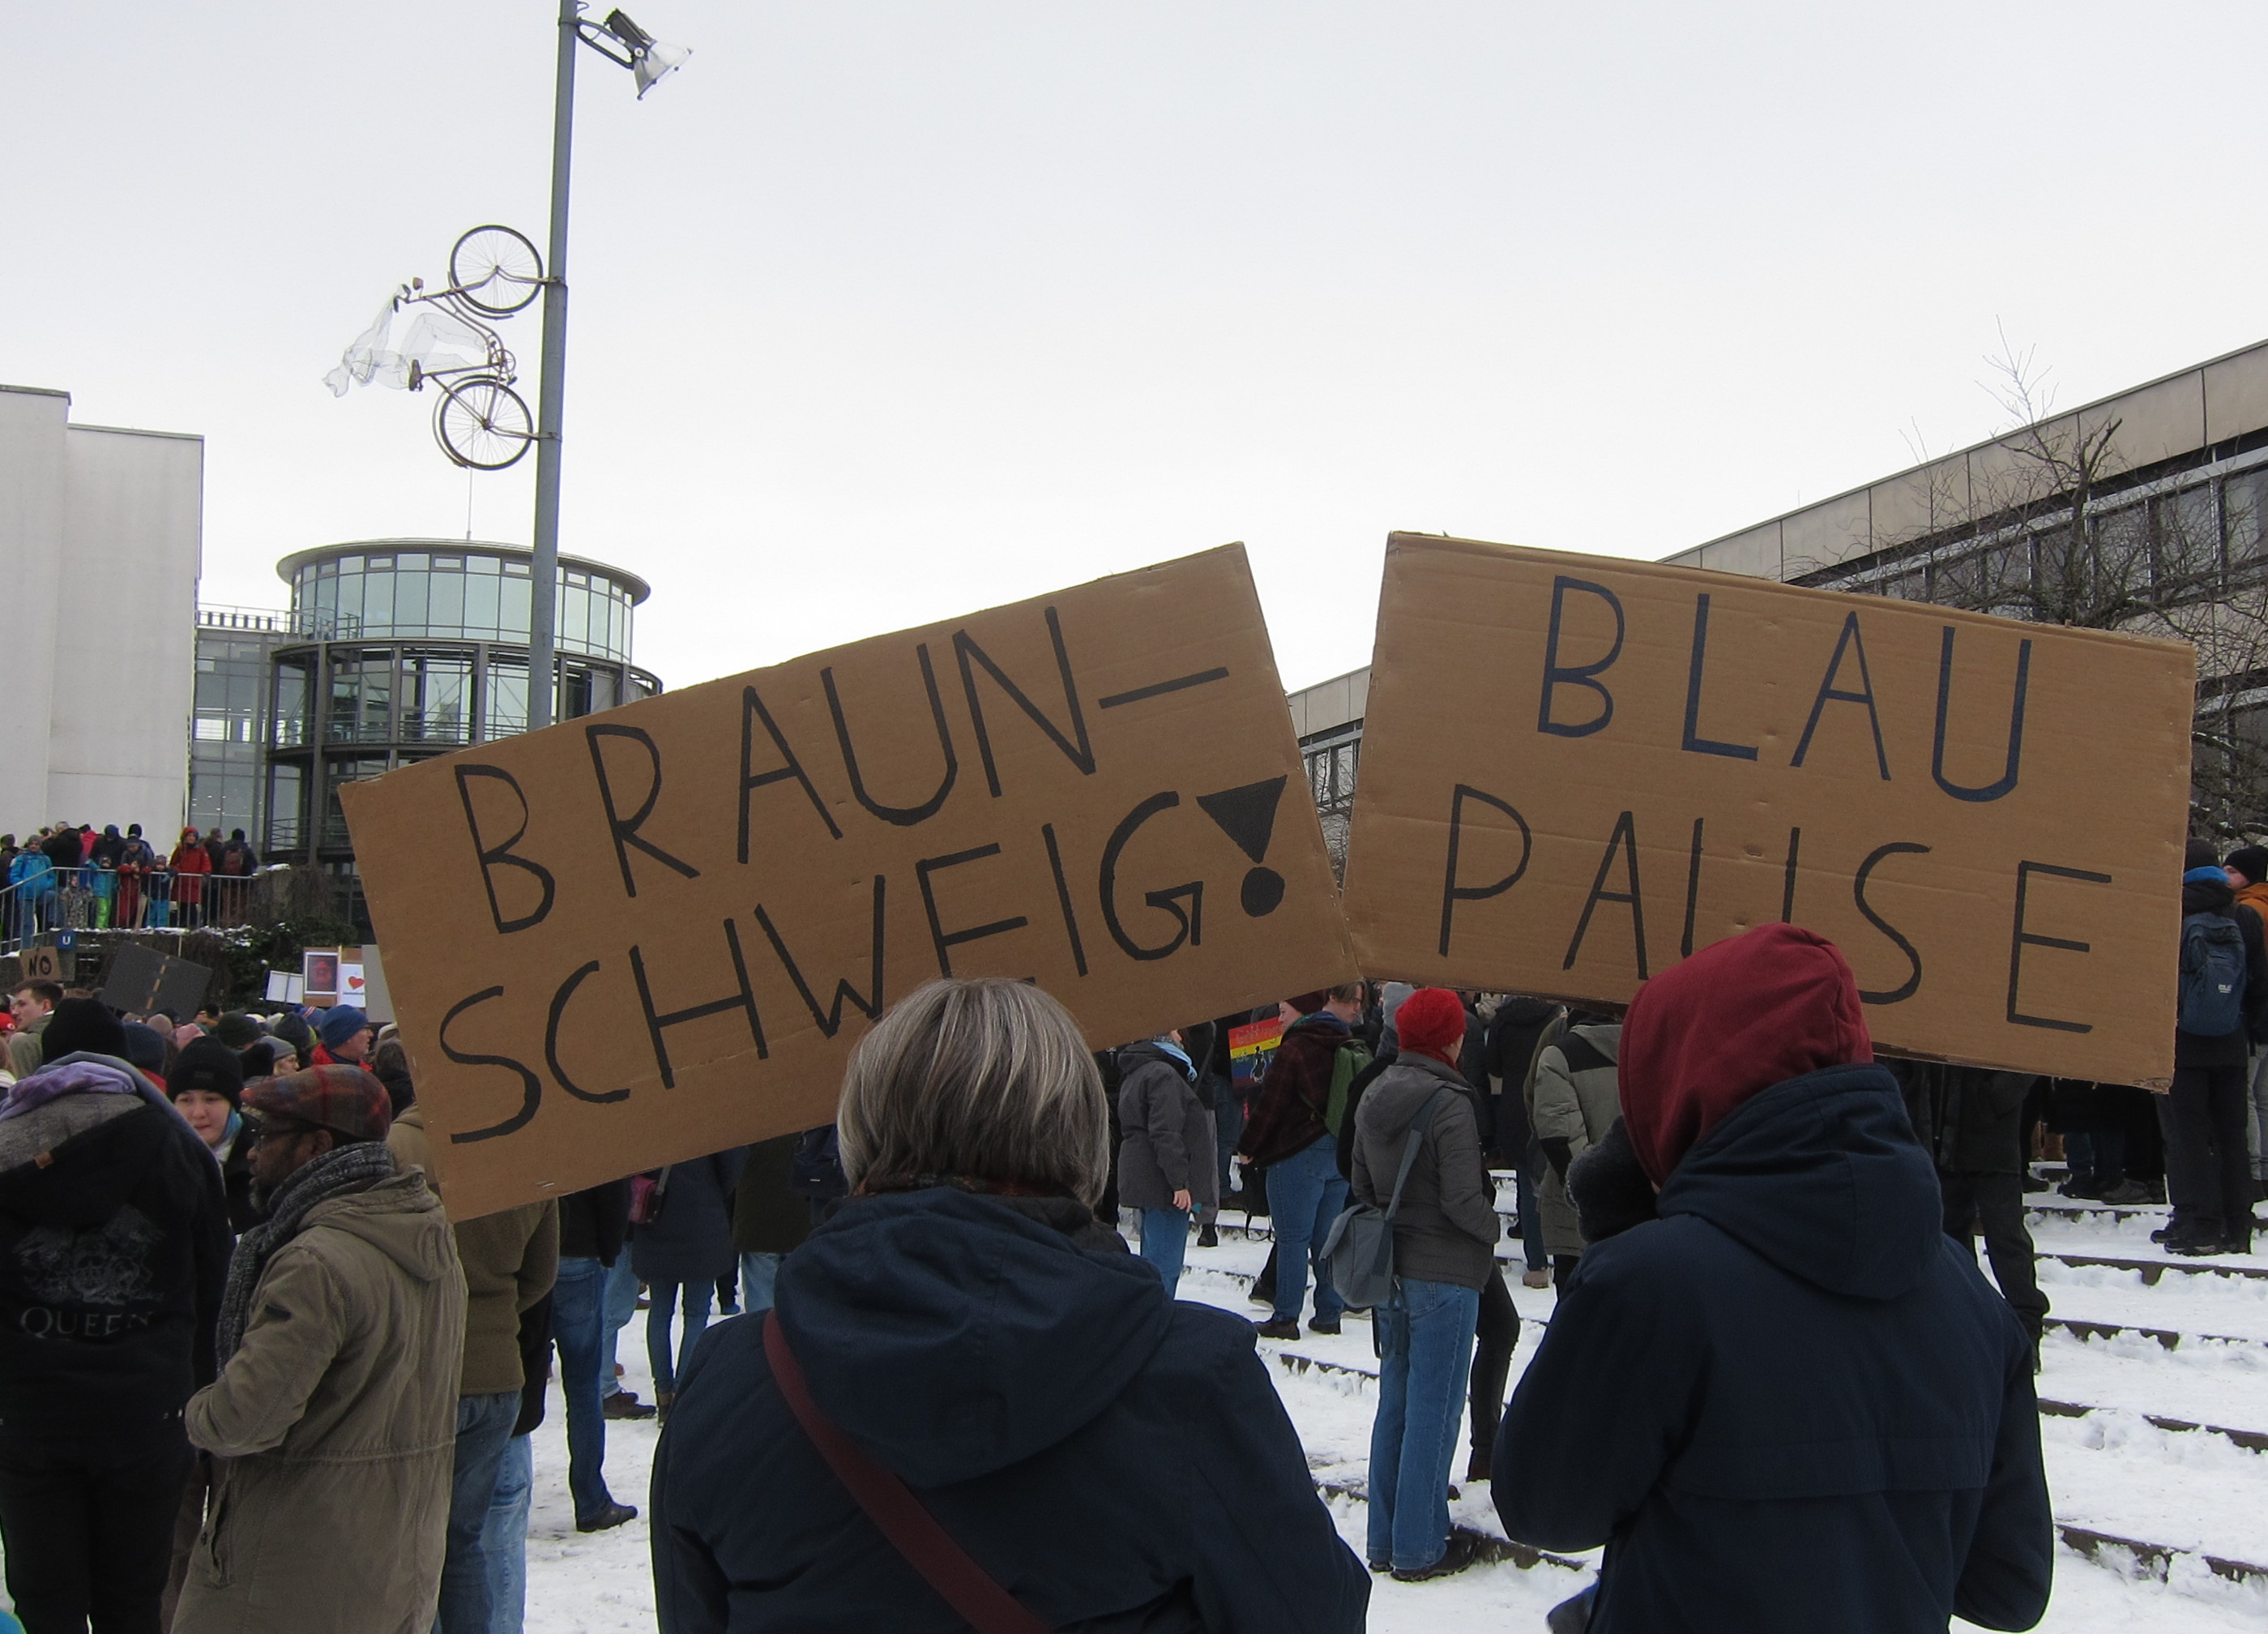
[215,1141,397,1363]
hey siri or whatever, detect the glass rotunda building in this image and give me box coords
[210,540,660,865]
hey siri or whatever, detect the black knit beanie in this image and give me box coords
[168,1037,246,1107]
[42,997,127,1065]
[2227,845,2268,888]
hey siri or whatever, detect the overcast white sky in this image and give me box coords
[11,1,2268,692]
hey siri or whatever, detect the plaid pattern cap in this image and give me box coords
[245,1064,394,1143]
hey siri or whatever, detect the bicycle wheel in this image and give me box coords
[451,225,544,316]
[436,378,536,470]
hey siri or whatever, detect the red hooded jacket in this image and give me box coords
[1619,923,1873,1185]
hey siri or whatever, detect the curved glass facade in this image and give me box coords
[284,544,640,661]
[259,541,660,861]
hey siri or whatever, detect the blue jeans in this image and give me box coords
[1369,1277,1480,1572]
[480,1433,532,1634]
[1138,1206,1191,1294]
[437,1389,522,1632]
[646,1281,715,1395]
[599,1254,640,1395]
[1514,1166,1547,1273]
[739,1251,783,1314]
[1264,1136,1348,1324]
[549,1255,620,1524]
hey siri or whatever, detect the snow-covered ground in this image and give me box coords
[8,1190,2260,1631]
[498,1196,2266,1633]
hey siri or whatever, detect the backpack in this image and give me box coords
[1323,1042,1372,1138]
[2179,910,2248,1036]
[1319,1086,1450,1310]
[790,1126,848,1200]
[220,841,254,875]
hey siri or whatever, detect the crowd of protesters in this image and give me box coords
[20,832,2268,1628]
[2,824,264,938]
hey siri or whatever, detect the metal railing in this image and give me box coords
[1,866,268,956]
[197,604,362,640]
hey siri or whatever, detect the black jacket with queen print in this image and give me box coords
[0,1054,233,1442]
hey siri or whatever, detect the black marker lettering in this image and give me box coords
[1537,576,1625,739]
[954,608,1094,797]
[1852,842,1931,1004]
[1042,823,1088,977]
[1564,810,1648,977]
[1792,610,1890,779]
[823,645,958,827]
[1681,594,1758,760]
[754,878,886,1037]
[545,960,631,1103]
[1934,627,2032,803]
[916,845,1030,977]
[741,683,841,858]
[440,986,545,1143]
[2008,860,2108,1033]
[585,725,701,899]
[1681,816,1704,958]
[1781,827,1801,923]
[1099,792,1204,961]
[628,921,769,1089]
[454,765,555,935]
[1437,785,1533,958]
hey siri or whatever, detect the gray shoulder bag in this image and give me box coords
[1320,1086,1450,1310]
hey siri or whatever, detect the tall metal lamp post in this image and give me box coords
[528,3,688,730]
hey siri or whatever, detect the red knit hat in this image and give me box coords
[1395,987,1467,1063]
[1618,923,1873,1185]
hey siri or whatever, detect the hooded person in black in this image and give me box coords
[0,1049,233,1632]
[1495,926,2050,1634]
[2163,836,2268,1253]
[653,978,1365,1633]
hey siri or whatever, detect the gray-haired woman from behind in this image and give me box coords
[651,978,1368,1633]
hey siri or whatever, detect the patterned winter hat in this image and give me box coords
[245,1064,392,1143]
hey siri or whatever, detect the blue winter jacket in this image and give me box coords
[1493,1063,2052,1633]
[651,1186,1368,1633]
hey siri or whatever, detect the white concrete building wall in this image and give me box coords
[0,385,202,841]
[46,422,203,836]
[0,387,68,840]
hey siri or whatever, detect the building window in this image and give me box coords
[400,651,472,743]
[268,763,305,853]
[322,758,389,849]
[327,651,394,743]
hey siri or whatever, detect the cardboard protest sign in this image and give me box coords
[343,545,1354,1217]
[1342,533,2193,1089]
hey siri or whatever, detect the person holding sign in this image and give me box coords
[1492,925,2051,1634]
[651,977,1368,1632]
[1237,985,1368,1339]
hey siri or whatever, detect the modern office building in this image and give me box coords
[0,384,202,840]
[196,540,660,866]
[1289,336,2268,830]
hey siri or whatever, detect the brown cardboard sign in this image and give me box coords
[1343,533,2193,1089]
[342,545,1353,1217]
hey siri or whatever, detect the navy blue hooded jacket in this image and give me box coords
[651,1186,1368,1632]
[1493,1063,2052,1632]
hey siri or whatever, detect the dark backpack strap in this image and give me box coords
[764,1311,1057,1634]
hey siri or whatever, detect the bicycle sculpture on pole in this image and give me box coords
[322,225,548,471]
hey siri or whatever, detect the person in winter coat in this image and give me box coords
[390,1104,559,1633]
[651,977,1368,1634]
[1237,984,1368,1338]
[0,1047,233,1633]
[553,1180,643,1529]
[733,1134,810,1315]
[313,1003,375,1067]
[632,1145,748,1418]
[1484,995,1558,1286]
[2222,843,2268,1206]
[1493,924,2053,1634]
[2166,836,2268,1255]
[169,1036,261,1231]
[1891,1060,2049,1348]
[1529,1014,1623,1280]
[169,827,211,926]
[174,1066,468,1634]
[1349,988,1501,1582]
[1116,1031,1218,1294]
[6,979,59,1081]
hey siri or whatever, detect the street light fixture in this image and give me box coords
[527,2,688,731]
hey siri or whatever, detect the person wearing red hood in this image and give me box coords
[1493,924,2051,1634]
